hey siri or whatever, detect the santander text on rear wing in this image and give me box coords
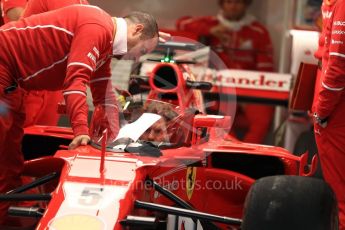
[210,69,292,106]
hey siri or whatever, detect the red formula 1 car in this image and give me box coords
[1,42,337,230]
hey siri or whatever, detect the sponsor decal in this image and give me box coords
[332,30,345,35]
[186,167,197,200]
[93,47,100,57]
[87,52,96,64]
[88,46,101,65]
[331,39,344,45]
[322,10,332,19]
[334,21,345,26]
[216,70,291,92]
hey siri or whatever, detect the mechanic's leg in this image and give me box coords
[0,88,25,224]
[315,110,345,229]
[242,104,275,144]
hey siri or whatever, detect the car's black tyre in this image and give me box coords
[242,176,338,230]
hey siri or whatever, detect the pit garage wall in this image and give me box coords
[89,0,290,71]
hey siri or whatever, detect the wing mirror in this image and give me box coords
[191,115,231,145]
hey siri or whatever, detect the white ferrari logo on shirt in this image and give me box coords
[240,40,253,50]
[93,47,100,57]
[87,52,96,64]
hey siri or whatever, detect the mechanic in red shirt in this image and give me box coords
[0,5,159,223]
[177,0,274,144]
[22,0,90,127]
[314,0,345,228]
[2,0,89,127]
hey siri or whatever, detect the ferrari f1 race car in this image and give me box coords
[1,42,337,230]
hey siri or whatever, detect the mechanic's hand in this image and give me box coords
[210,24,230,44]
[159,31,171,43]
[69,135,91,150]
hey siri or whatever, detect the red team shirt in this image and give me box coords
[0,5,115,136]
[177,15,274,71]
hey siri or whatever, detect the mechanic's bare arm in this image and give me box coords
[69,135,90,150]
[6,7,25,21]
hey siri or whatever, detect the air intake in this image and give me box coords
[153,65,178,90]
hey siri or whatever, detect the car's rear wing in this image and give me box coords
[140,62,293,106]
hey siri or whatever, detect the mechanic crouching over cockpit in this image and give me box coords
[0,5,159,224]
